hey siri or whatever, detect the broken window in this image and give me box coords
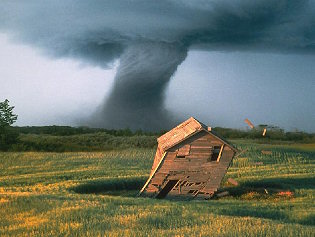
[176,144,190,158]
[208,145,223,162]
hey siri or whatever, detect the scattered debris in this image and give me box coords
[216,191,229,197]
[234,148,248,158]
[227,178,239,186]
[254,162,264,166]
[244,118,254,129]
[264,189,269,194]
[261,150,272,155]
[277,191,294,197]
[262,128,267,136]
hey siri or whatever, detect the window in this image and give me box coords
[208,145,223,162]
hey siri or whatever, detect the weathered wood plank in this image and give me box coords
[141,117,236,199]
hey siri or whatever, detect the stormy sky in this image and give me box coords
[0,0,315,131]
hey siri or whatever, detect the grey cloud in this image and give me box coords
[0,0,314,130]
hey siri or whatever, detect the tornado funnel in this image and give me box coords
[90,42,187,130]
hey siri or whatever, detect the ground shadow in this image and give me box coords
[70,176,146,197]
[213,176,315,226]
[70,176,314,226]
[244,177,315,189]
[211,201,315,226]
[221,176,315,198]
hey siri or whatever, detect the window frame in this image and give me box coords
[208,144,224,162]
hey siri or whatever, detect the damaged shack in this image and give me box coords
[139,117,237,200]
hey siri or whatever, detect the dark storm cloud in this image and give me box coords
[91,42,187,130]
[0,0,314,130]
[187,0,315,53]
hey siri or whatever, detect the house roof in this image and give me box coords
[157,117,237,152]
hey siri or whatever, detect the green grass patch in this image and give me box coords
[0,141,314,236]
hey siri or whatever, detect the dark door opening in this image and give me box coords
[156,180,179,199]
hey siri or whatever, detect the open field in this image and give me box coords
[0,141,314,236]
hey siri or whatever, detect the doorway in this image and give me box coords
[156,180,179,199]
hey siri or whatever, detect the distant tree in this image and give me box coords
[0,99,19,150]
[0,99,18,127]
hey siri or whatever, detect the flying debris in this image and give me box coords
[262,128,267,136]
[244,119,254,129]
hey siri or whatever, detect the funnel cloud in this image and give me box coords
[92,42,187,130]
[0,0,314,130]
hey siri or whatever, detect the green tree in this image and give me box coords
[0,99,19,150]
[0,99,18,127]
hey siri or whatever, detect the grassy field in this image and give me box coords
[0,141,314,236]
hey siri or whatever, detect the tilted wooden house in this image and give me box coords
[139,117,237,200]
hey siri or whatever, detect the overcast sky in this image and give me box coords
[1,33,314,132]
[0,1,315,132]
[0,33,115,126]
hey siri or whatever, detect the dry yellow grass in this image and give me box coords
[0,144,314,236]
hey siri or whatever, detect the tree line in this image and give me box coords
[1,99,314,152]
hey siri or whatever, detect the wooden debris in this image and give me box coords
[254,162,264,166]
[277,191,294,197]
[216,191,229,197]
[227,178,239,186]
[234,148,248,158]
[244,118,254,129]
[261,150,272,155]
[262,128,267,136]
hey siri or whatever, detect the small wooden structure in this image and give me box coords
[139,117,237,200]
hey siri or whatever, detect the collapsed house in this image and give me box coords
[139,117,237,200]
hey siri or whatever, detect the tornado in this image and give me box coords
[1,0,314,130]
[91,42,187,130]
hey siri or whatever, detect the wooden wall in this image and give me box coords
[143,131,235,199]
